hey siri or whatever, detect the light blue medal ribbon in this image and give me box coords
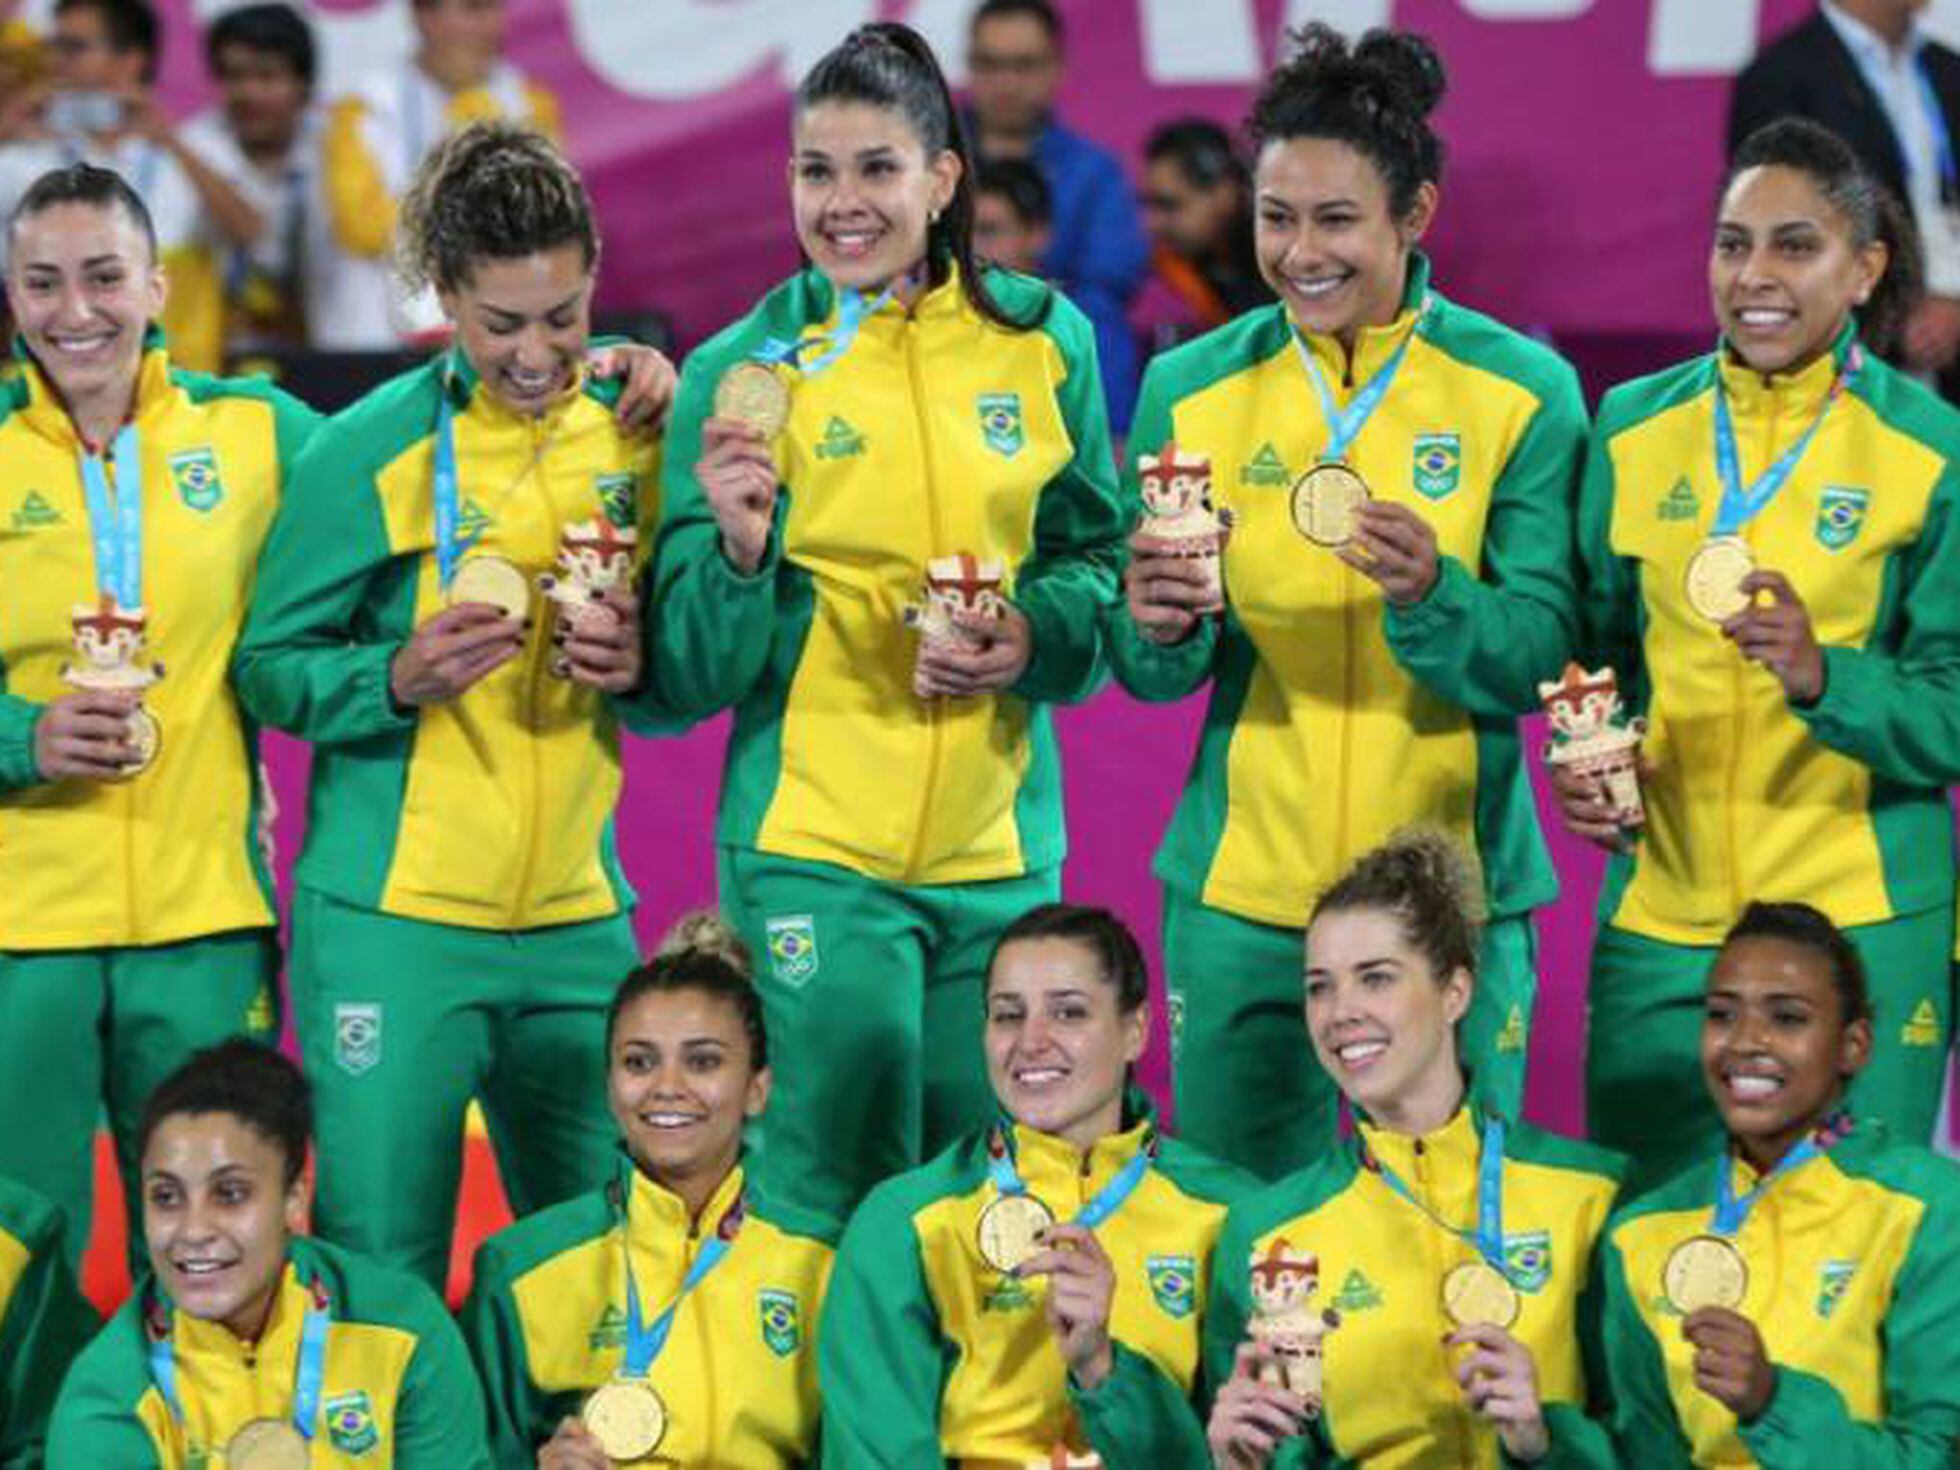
[752,284,896,376]
[1363,1113,1511,1280]
[619,1190,745,1380]
[1707,1111,1848,1236]
[145,1278,331,1446]
[78,425,143,607]
[986,1124,1157,1229]
[1291,298,1433,464]
[1710,344,1861,537]
[432,368,475,593]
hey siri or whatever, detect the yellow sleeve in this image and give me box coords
[324,96,399,259]
[524,83,564,145]
[159,245,225,373]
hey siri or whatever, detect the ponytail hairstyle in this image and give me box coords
[1248,24,1448,220]
[795,21,1045,331]
[606,910,767,1070]
[1309,829,1483,987]
[396,118,598,296]
[1725,118,1921,359]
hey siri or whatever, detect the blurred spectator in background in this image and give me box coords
[1132,115,1269,351]
[0,1,45,100]
[966,0,1146,431]
[0,0,264,370]
[317,0,560,348]
[1730,0,1957,391]
[180,3,319,356]
[974,155,1050,276]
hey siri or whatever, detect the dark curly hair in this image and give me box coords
[1310,829,1483,985]
[396,119,596,294]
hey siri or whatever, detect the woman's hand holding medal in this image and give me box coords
[1124,531,1217,647]
[1721,570,1825,705]
[1446,1323,1550,1462]
[32,689,142,780]
[1683,1307,1776,1423]
[1207,1341,1311,1468]
[1021,1221,1118,1391]
[537,1415,614,1470]
[389,603,526,708]
[697,418,778,575]
[1336,501,1440,606]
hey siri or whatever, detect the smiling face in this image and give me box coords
[1304,906,1469,1124]
[141,1111,306,1339]
[985,936,1146,1150]
[439,243,592,416]
[1702,935,1871,1169]
[1254,135,1433,346]
[608,986,769,1197]
[791,100,960,297]
[6,199,163,418]
[1711,164,1883,376]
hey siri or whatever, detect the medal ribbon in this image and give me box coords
[986,1125,1156,1229]
[754,285,896,377]
[1362,1113,1511,1280]
[1291,298,1433,464]
[78,425,143,607]
[146,1279,330,1445]
[619,1189,745,1380]
[1710,344,1861,537]
[432,368,477,593]
[1708,1111,1850,1236]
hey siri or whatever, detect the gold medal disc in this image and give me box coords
[1684,536,1756,623]
[120,706,160,776]
[714,362,792,440]
[583,1378,669,1462]
[226,1418,310,1470]
[448,555,531,620]
[976,1192,1056,1274]
[1662,1234,1748,1314]
[1441,1259,1521,1329]
[1289,462,1371,547]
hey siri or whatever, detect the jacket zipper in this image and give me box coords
[1725,378,1781,917]
[902,315,946,883]
[507,416,550,927]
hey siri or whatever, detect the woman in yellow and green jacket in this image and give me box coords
[1197,833,1624,1469]
[461,914,832,1470]
[0,1174,98,1467]
[1112,26,1587,1183]
[819,903,1253,1467]
[1595,900,1960,1468]
[1561,119,1960,1192]
[0,161,317,1262]
[48,1041,491,1468]
[235,123,673,1291]
[650,24,1124,1235]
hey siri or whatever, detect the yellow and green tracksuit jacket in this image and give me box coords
[1580,329,1960,944]
[651,266,1124,886]
[1177,1103,1624,1468]
[46,1235,489,1467]
[461,1152,832,1469]
[1108,255,1587,928]
[1596,1121,1960,1467]
[0,334,318,950]
[0,1175,98,1469]
[233,351,663,931]
[817,1098,1254,1466]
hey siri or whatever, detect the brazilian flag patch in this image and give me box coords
[1147,1253,1197,1318]
[324,1390,380,1455]
[1815,487,1869,551]
[978,392,1024,457]
[759,1288,801,1357]
[1502,1230,1553,1293]
[1412,433,1460,500]
[169,447,223,512]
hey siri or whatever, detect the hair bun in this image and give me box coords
[654,909,753,977]
[1353,29,1447,119]
[1382,827,1485,925]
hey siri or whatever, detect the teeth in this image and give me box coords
[1291,276,1347,297]
[176,1261,230,1275]
[1729,1075,1781,1100]
[1016,1068,1066,1084]
[1336,1040,1387,1064]
[1738,309,1791,325]
[642,1112,700,1129]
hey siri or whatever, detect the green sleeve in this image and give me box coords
[45,1336,161,1469]
[457,1245,550,1470]
[1104,357,1219,703]
[392,1292,494,1470]
[232,425,416,745]
[1008,299,1125,706]
[816,1188,949,1468]
[1792,470,1960,786]
[1516,1234,1620,1470]
[1573,418,1644,683]
[646,349,784,721]
[0,687,43,794]
[0,1217,98,1470]
[1385,369,1587,716]
[1737,1176,1960,1469]
[1595,1235,1697,1470]
[1072,1340,1210,1467]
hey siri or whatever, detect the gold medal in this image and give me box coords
[1684,536,1756,623]
[714,362,792,440]
[583,1377,668,1462]
[226,1417,309,1470]
[1662,1234,1748,1314]
[447,555,530,620]
[975,1192,1055,1274]
[120,706,160,776]
[1289,462,1371,547]
[1441,1259,1520,1329]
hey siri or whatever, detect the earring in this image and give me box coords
[929,206,942,225]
